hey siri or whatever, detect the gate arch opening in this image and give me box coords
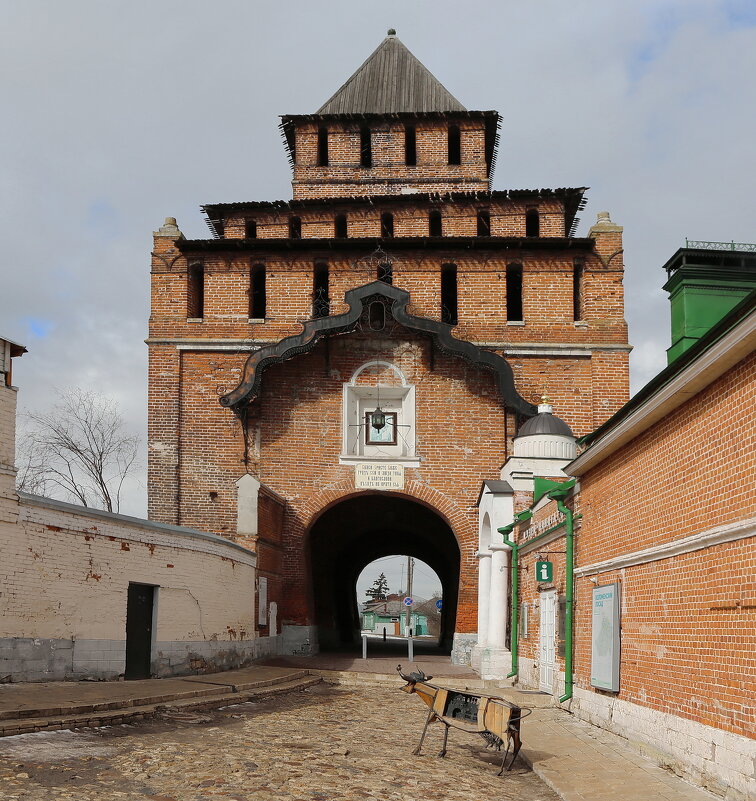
[308,493,460,653]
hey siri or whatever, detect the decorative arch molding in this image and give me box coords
[348,359,408,387]
[299,479,475,547]
[219,281,537,418]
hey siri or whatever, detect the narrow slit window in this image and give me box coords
[573,259,584,321]
[289,215,301,239]
[335,213,347,239]
[405,125,417,166]
[245,219,257,239]
[381,212,394,238]
[360,126,372,168]
[441,263,458,325]
[187,264,204,319]
[317,127,329,167]
[448,124,461,165]
[506,263,523,322]
[250,264,266,319]
[313,263,330,318]
[377,256,393,285]
[477,209,491,237]
[429,210,442,237]
[525,208,540,237]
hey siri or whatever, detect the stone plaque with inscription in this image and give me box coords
[354,462,404,490]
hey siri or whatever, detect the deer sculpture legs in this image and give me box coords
[412,708,451,758]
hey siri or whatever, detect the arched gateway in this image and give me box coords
[308,493,460,651]
[146,32,630,672]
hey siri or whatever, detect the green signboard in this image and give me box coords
[536,560,553,583]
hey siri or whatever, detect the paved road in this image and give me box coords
[0,683,559,800]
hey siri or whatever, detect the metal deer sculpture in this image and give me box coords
[397,665,530,774]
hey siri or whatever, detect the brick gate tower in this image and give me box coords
[147,31,630,667]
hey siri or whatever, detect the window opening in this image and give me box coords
[448,124,461,165]
[250,264,266,319]
[369,301,386,330]
[506,263,523,321]
[477,209,491,237]
[289,215,302,239]
[377,256,393,285]
[313,263,330,319]
[317,126,329,167]
[441,264,458,325]
[245,219,257,239]
[360,126,372,168]
[187,264,204,319]
[335,213,347,239]
[573,259,584,321]
[381,212,394,238]
[405,125,417,166]
[525,209,540,237]
[429,210,442,237]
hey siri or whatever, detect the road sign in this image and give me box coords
[536,560,553,583]
[403,596,413,606]
[435,599,443,611]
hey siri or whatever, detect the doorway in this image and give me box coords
[125,583,155,680]
[539,589,556,693]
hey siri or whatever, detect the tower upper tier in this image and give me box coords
[280,32,499,200]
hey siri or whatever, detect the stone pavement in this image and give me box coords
[0,683,558,800]
[0,658,725,800]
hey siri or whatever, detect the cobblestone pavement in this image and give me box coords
[0,683,559,800]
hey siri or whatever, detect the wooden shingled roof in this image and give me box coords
[316,32,467,115]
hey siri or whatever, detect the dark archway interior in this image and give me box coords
[308,493,460,652]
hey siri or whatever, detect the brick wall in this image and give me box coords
[291,119,490,200]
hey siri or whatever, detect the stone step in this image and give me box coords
[0,675,322,738]
[312,669,488,691]
[0,682,229,722]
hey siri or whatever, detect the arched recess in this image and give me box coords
[307,492,461,653]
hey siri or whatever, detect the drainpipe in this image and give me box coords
[551,492,577,704]
[498,510,531,679]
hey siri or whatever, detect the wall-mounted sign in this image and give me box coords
[258,576,268,626]
[591,582,621,692]
[355,462,404,490]
[536,560,553,582]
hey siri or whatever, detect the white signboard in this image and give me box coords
[258,576,268,627]
[354,462,404,490]
[591,582,621,692]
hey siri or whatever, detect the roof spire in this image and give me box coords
[316,33,466,115]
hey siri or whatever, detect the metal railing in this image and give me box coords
[685,239,756,252]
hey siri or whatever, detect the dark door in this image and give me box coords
[125,583,154,679]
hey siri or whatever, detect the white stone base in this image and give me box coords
[470,643,483,672]
[281,625,318,656]
[479,646,514,681]
[450,633,476,666]
[571,687,756,800]
[253,634,281,660]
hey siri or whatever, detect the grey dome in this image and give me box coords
[517,410,574,438]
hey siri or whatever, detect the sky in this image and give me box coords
[2,0,755,522]
[357,556,442,603]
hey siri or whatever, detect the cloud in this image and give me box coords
[2,1,753,517]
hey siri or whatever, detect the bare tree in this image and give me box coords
[16,388,139,513]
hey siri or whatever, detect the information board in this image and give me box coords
[590,582,621,692]
[355,462,404,490]
[258,576,268,627]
